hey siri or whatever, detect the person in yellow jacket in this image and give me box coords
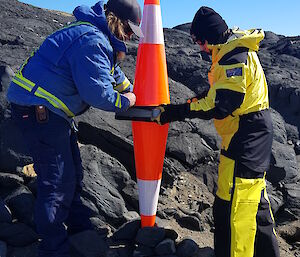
[154,6,280,257]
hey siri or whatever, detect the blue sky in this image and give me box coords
[21,0,299,36]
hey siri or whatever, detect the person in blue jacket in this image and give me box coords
[6,0,142,256]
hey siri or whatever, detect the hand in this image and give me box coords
[123,92,136,107]
[152,103,189,125]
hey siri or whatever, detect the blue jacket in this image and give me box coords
[7,1,133,121]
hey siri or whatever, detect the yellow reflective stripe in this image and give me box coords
[114,78,130,92]
[12,76,34,92]
[15,73,35,87]
[110,66,115,75]
[35,87,75,117]
[115,92,122,109]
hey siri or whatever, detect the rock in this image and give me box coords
[0,173,24,195]
[80,145,131,227]
[164,228,178,241]
[270,139,299,185]
[0,240,7,257]
[0,120,33,171]
[154,238,176,255]
[283,183,300,217]
[176,214,204,232]
[89,217,110,237]
[277,220,300,244]
[198,247,215,257]
[5,186,35,227]
[166,132,214,167]
[6,242,38,257]
[0,198,12,223]
[133,244,154,257]
[0,222,38,247]
[69,230,109,257]
[0,65,14,121]
[176,238,199,257]
[135,227,166,248]
[112,219,140,241]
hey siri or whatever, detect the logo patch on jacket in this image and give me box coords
[226,67,242,77]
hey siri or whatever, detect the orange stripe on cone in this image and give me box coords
[144,0,160,5]
[133,121,168,180]
[134,44,169,106]
[140,215,156,227]
[133,0,169,228]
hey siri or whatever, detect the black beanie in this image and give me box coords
[190,6,228,45]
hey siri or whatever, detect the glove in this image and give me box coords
[152,103,189,125]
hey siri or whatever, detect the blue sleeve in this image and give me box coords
[113,65,133,93]
[68,39,130,112]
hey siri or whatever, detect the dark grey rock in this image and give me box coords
[0,65,14,121]
[69,230,109,257]
[80,145,131,226]
[166,132,214,167]
[176,238,199,257]
[176,215,204,232]
[164,228,178,241]
[154,238,176,255]
[270,140,299,185]
[0,120,33,171]
[135,227,166,247]
[0,222,38,247]
[5,186,35,227]
[133,244,154,257]
[0,240,7,257]
[89,217,110,237]
[0,173,24,193]
[284,183,300,217]
[198,247,215,257]
[0,198,12,223]
[6,242,38,257]
[112,219,140,241]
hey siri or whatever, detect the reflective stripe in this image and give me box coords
[11,21,95,118]
[140,5,164,45]
[138,179,161,216]
[115,92,122,108]
[13,73,75,117]
[12,76,34,91]
[110,66,115,75]
[114,77,130,92]
[34,87,75,117]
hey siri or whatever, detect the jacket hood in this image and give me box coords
[73,1,127,53]
[208,29,265,63]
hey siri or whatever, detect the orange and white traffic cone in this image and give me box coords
[132,0,170,228]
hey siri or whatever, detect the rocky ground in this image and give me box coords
[0,0,299,256]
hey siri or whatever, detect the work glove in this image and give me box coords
[152,103,189,125]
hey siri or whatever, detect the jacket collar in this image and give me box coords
[73,1,127,53]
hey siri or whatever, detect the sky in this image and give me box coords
[20,0,300,37]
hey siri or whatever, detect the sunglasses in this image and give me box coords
[123,21,134,38]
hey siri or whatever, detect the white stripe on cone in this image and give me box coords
[138,178,162,216]
[140,5,164,45]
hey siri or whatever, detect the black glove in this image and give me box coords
[152,103,189,125]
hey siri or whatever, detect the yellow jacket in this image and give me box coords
[190,29,269,151]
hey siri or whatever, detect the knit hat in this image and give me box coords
[190,6,228,45]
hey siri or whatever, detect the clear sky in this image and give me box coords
[20,0,299,36]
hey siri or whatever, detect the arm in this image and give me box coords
[69,39,130,112]
[157,64,247,124]
[113,65,133,93]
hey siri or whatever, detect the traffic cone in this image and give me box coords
[132,0,170,228]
